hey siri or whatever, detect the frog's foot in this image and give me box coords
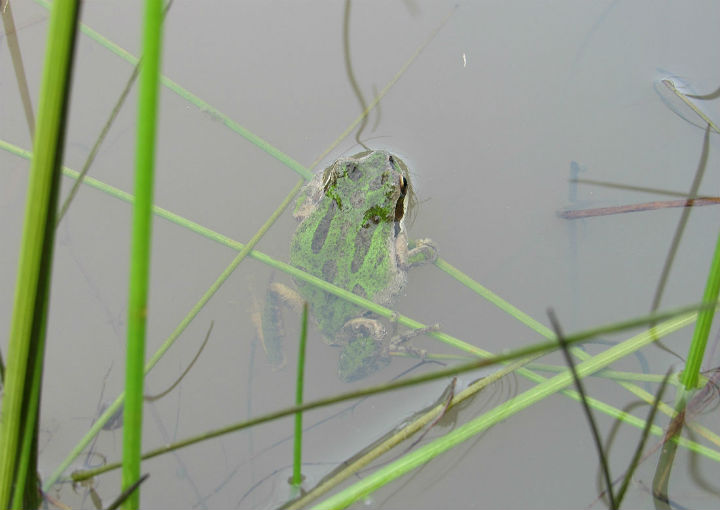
[408,238,438,267]
[388,323,440,360]
[338,317,387,346]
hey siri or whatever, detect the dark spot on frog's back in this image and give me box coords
[311,201,336,253]
[351,225,374,272]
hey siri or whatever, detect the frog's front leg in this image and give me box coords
[257,281,305,369]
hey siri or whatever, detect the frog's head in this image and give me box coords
[323,150,414,228]
[338,336,391,382]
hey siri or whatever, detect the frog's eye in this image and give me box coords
[399,175,408,196]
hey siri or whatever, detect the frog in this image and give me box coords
[260,150,438,382]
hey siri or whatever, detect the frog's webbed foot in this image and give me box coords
[407,238,438,267]
[388,323,440,360]
[338,317,387,346]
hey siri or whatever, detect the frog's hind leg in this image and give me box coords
[256,281,305,369]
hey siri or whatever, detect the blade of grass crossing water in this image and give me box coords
[121,0,163,507]
[1,0,35,138]
[0,0,79,507]
[548,310,616,509]
[616,370,671,507]
[56,0,174,225]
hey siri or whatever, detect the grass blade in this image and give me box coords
[681,220,720,389]
[650,124,711,313]
[616,370,671,506]
[548,309,616,509]
[0,0,79,507]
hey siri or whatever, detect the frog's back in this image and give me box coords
[289,151,408,337]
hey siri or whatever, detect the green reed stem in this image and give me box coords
[0,0,78,507]
[121,0,163,507]
[292,303,309,487]
[681,227,720,390]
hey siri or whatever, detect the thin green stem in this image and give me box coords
[549,310,616,509]
[616,370,671,507]
[292,303,309,487]
[121,0,163,507]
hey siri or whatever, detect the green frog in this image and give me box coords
[260,150,437,381]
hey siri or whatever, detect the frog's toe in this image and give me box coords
[408,238,438,267]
